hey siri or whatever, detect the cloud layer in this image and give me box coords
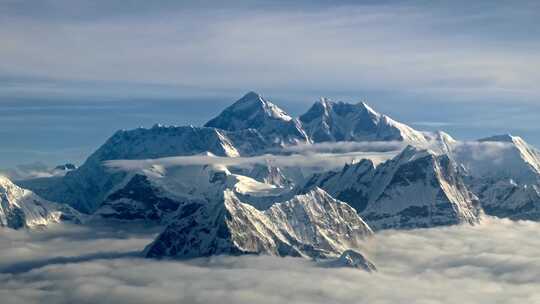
[0,218,539,303]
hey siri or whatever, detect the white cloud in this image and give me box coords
[280,141,405,154]
[104,150,398,175]
[0,162,72,180]
[1,218,539,304]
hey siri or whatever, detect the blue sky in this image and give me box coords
[0,0,539,168]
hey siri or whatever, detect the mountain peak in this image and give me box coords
[300,99,427,144]
[234,91,266,107]
[356,101,380,117]
[206,92,293,127]
[205,93,308,145]
[314,99,379,117]
[243,90,261,99]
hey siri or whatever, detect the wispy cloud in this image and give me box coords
[1,1,539,101]
[105,150,398,174]
[280,141,405,154]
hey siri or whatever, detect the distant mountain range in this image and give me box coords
[6,91,540,270]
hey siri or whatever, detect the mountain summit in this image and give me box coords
[299,98,428,144]
[204,91,309,145]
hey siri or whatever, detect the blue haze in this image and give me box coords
[1,94,539,168]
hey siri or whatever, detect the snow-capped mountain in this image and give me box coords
[306,146,482,230]
[304,159,375,213]
[24,125,273,213]
[299,98,428,145]
[144,187,373,260]
[205,91,310,145]
[455,134,540,184]
[21,92,429,213]
[94,153,303,223]
[18,91,540,229]
[0,175,82,229]
[362,146,481,229]
[476,180,540,220]
[449,134,540,220]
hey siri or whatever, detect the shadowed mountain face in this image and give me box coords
[306,146,482,230]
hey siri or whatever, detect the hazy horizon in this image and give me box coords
[2,0,539,169]
[1,93,540,170]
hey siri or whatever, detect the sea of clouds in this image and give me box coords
[0,217,539,304]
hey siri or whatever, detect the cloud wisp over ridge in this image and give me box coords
[104,148,400,175]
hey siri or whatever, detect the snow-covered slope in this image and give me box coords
[94,159,294,222]
[441,134,540,184]
[449,134,540,220]
[144,187,373,260]
[477,180,540,220]
[362,147,481,230]
[24,125,273,213]
[0,175,81,229]
[455,134,540,184]
[304,159,375,213]
[307,146,482,230]
[299,98,428,145]
[205,92,310,145]
[229,162,293,188]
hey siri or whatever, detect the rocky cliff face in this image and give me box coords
[307,146,482,230]
[145,188,373,260]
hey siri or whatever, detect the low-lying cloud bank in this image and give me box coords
[1,218,539,304]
